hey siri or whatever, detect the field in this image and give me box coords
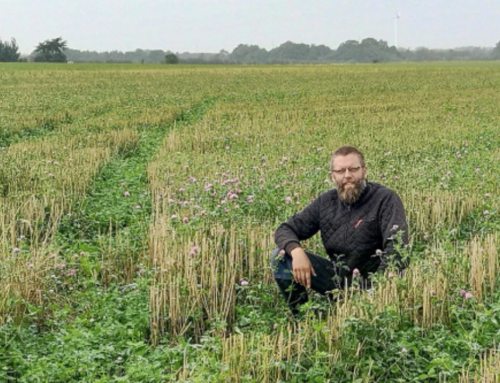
[1,62,500,382]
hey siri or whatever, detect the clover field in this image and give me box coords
[1,62,500,382]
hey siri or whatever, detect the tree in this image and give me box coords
[334,38,401,63]
[335,40,361,62]
[493,41,500,60]
[33,37,68,63]
[165,53,179,64]
[308,44,335,62]
[268,41,311,63]
[0,38,20,62]
[229,44,268,63]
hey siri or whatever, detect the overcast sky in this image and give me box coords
[2,0,499,54]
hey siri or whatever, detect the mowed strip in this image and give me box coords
[53,98,216,287]
[0,64,215,325]
[0,128,139,324]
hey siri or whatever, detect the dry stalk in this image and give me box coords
[459,347,500,383]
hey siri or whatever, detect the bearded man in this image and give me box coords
[272,146,408,314]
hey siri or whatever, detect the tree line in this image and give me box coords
[0,37,67,63]
[2,36,500,64]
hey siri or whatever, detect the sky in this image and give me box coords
[1,0,499,54]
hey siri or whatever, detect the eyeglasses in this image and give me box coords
[331,166,363,175]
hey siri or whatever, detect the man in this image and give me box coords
[272,146,408,314]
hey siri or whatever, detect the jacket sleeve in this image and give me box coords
[377,192,408,272]
[275,195,322,254]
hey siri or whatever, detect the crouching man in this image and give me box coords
[272,146,408,314]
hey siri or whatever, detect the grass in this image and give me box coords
[1,62,500,382]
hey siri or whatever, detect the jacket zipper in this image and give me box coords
[344,204,351,251]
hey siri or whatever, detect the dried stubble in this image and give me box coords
[0,129,138,250]
[2,63,500,379]
[148,222,274,344]
[459,347,500,383]
[146,64,500,376]
[0,64,219,324]
[0,129,139,323]
[468,234,499,302]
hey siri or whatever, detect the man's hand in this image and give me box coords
[290,247,317,288]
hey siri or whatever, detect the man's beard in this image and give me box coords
[336,178,366,204]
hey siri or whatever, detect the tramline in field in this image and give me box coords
[1,62,499,382]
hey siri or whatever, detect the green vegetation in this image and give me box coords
[1,62,500,382]
[0,38,20,62]
[33,37,68,63]
[164,53,179,64]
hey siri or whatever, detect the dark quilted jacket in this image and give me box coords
[275,182,408,278]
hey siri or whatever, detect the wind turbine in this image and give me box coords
[393,11,401,49]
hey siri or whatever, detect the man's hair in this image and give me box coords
[330,146,366,171]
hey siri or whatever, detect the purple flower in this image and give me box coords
[465,292,473,299]
[123,191,130,197]
[285,196,292,204]
[353,268,360,276]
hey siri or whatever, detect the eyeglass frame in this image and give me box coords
[330,166,364,175]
